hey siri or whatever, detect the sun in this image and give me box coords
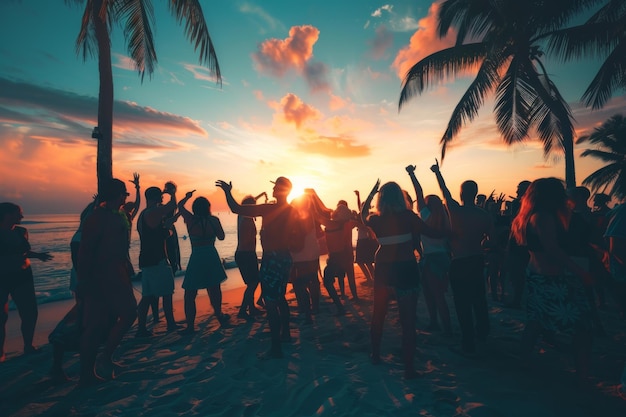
[287,176,317,202]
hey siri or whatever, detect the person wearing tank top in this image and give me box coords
[135,185,179,337]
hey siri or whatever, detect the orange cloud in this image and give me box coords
[278,93,321,129]
[392,2,456,79]
[297,135,371,158]
[252,25,330,92]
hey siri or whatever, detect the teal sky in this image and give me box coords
[0,0,623,214]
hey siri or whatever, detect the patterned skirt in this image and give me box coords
[525,271,592,334]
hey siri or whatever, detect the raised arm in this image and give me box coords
[128,172,141,220]
[405,165,426,211]
[430,159,458,208]
[216,180,272,217]
[177,190,196,223]
[361,179,380,224]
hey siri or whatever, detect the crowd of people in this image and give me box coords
[0,164,625,391]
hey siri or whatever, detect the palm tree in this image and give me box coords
[67,0,222,193]
[577,114,626,199]
[546,0,626,110]
[398,0,603,188]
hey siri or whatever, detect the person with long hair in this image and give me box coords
[177,191,229,334]
[510,177,594,384]
[289,192,322,323]
[361,179,446,379]
[406,165,452,334]
[235,194,263,320]
[0,203,53,362]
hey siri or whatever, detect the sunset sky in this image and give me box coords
[1,0,623,214]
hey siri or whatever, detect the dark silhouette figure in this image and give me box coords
[0,203,53,362]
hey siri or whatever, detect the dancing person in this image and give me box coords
[361,179,446,379]
[504,180,532,308]
[406,165,452,334]
[510,178,594,385]
[135,184,179,337]
[76,179,138,386]
[69,199,98,296]
[430,160,493,356]
[290,191,323,323]
[235,194,264,320]
[354,190,376,284]
[0,203,53,362]
[216,177,301,359]
[177,190,229,334]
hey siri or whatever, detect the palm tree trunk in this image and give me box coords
[563,134,576,189]
[93,0,113,194]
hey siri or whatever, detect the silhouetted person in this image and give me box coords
[511,178,594,385]
[431,160,493,356]
[77,179,137,386]
[235,194,264,320]
[362,179,446,379]
[505,180,531,308]
[354,190,376,284]
[217,177,301,358]
[136,184,179,337]
[406,165,452,334]
[177,191,229,334]
[0,202,52,362]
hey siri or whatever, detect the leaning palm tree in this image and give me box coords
[398,0,603,188]
[67,0,222,193]
[578,114,626,200]
[546,0,626,110]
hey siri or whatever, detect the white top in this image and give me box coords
[419,207,449,255]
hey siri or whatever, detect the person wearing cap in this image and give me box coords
[76,178,137,386]
[216,176,301,359]
[135,183,180,337]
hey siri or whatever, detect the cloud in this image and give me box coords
[275,93,321,129]
[371,5,393,18]
[252,25,330,92]
[368,25,394,59]
[0,77,208,147]
[239,2,285,33]
[112,53,137,71]
[392,2,456,79]
[182,63,223,84]
[297,135,371,158]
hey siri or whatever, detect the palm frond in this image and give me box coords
[581,40,626,109]
[440,55,502,158]
[580,149,623,163]
[494,55,537,143]
[169,0,222,85]
[399,43,487,110]
[437,0,496,44]
[114,0,157,81]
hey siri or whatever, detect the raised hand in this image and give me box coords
[430,159,440,173]
[215,180,232,193]
[129,172,140,188]
[354,190,360,196]
[405,164,416,174]
[185,190,196,199]
[368,179,380,197]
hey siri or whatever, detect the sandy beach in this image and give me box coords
[1,268,625,417]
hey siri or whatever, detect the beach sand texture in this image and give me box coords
[1,269,625,417]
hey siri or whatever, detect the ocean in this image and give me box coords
[14,212,258,309]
